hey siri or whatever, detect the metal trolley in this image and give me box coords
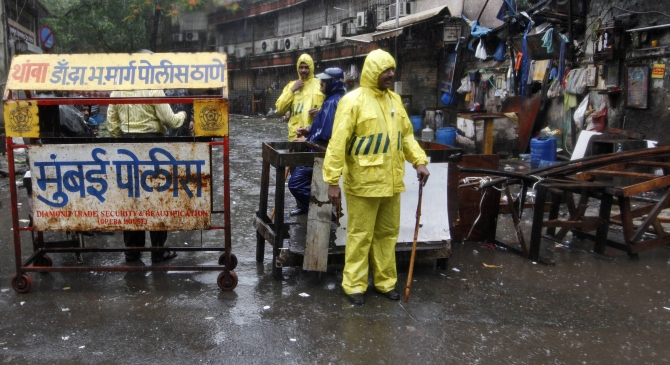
[4,52,237,293]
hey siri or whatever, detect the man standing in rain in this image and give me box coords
[288,67,347,215]
[275,54,324,142]
[323,49,430,305]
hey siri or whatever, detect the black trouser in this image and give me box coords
[124,231,168,260]
[122,132,168,260]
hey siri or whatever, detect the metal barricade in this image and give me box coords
[4,52,237,292]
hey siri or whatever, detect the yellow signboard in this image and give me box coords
[5,52,228,92]
[652,63,665,79]
[193,99,229,137]
[4,100,39,137]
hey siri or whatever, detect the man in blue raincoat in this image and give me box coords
[288,67,346,215]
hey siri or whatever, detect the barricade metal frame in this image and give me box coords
[5,90,236,293]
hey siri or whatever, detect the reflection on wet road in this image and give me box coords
[0,116,668,364]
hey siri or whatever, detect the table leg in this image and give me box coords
[483,119,494,154]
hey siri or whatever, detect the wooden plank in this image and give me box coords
[303,158,332,272]
[630,189,670,243]
[617,175,670,197]
[543,217,602,231]
[629,160,670,169]
[584,170,660,179]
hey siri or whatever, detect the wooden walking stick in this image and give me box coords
[404,183,424,302]
[269,166,291,221]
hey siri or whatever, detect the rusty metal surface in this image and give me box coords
[29,142,212,231]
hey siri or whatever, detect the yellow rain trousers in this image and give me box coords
[275,54,324,141]
[322,49,428,294]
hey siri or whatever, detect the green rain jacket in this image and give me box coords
[275,54,324,141]
[322,49,428,197]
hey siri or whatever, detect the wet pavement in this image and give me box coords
[0,116,669,364]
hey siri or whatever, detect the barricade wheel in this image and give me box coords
[11,274,33,293]
[34,255,53,267]
[218,253,238,270]
[217,271,238,291]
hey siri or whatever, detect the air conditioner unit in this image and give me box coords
[272,39,284,52]
[226,45,235,54]
[321,26,334,40]
[310,33,319,46]
[284,37,295,51]
[356,12,366,29]
[274,39,283,51]
[172,34,183,42]
[298,37,308,49]
[261,40,274,53]
[216,46,226,54]
[185,32,199,41]
[235,48,246,58]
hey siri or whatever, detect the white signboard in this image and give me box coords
[29,143,212,231]
[334,161,450,246]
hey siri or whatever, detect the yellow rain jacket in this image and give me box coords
[275,54,324,141]
[322,50,428,197]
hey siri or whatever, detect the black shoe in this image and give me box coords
[151,251,177,263]
[290,208,306,216]
[377,289,400,301]
[347,293,365,305]
[125,255,141,262]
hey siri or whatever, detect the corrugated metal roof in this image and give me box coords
[377,5,450,31]
[343,28,405,46]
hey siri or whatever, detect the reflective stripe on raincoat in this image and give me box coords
[275,54,324,141]
[322,49,428,197]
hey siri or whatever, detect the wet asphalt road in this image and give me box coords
[0,116,669,364]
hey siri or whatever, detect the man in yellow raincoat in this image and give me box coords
[323,49,430,305]
[275,54,325,141]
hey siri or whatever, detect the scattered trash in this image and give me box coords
[452,268,460,272]
[663,307,670,311]
[19,219,29,223]
[205,317,214,320]
[473,250,479,255]
[1,289,9,293]
[20,302,25,306]
[263,306,270,310]
[483,263,503,268]
[406,326,416,332]
[62,308,70,312]
[63,287,70,290]
[289,338,297,342]
[62,336,69,340]
[79,346,85,349]
[298,293,310,297]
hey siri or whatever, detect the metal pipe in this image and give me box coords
[626,23,670,33]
